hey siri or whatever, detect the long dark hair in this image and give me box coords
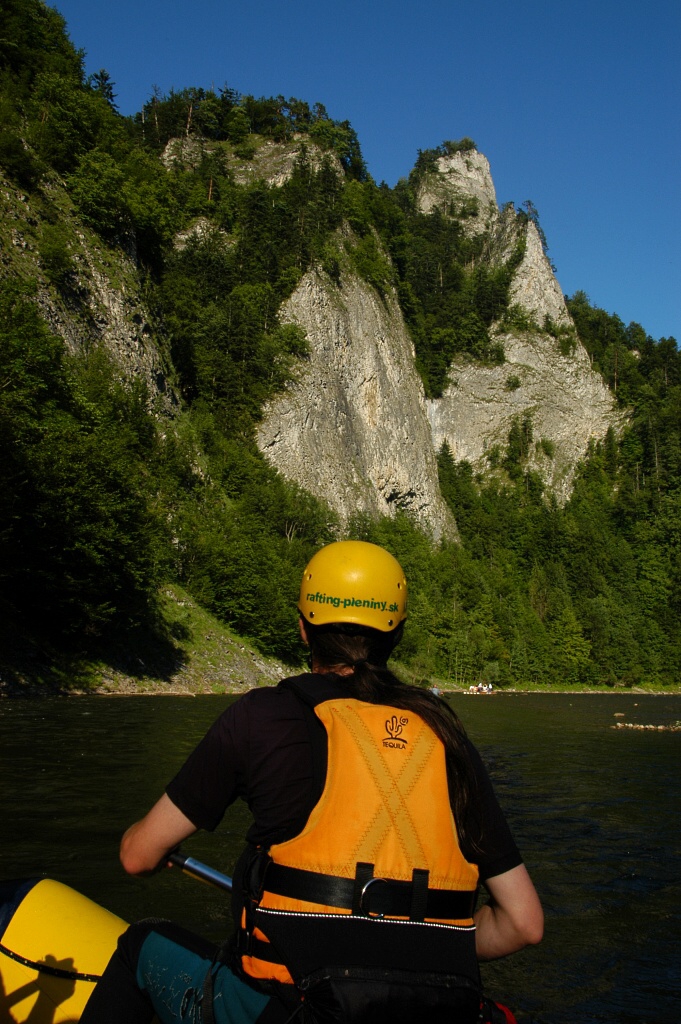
[305,622,482,858]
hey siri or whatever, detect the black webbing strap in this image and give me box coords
[0,941,101,982]
[409,868,429,923]
[203,962,217,1024]
[202,932,237,1024]
[352,862,375,916]
[263,863,476,920]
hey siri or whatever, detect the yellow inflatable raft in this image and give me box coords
[0,877,126,1023]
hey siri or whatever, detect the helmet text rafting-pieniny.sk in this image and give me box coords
[298,540,407,631]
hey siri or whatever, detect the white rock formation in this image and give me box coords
[418,150,571,326]
[508,221,572,328]
[228,138,343,188]
[257,146,617,525]
[417,149,498,234]
[417,148,616,497]
[258,267,457,540]
[43,238,176,411]
[162,135,342,188]
[427,332,617,501]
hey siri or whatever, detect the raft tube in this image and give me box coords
[0,877,126,1023]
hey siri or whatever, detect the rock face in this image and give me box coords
[508,220,572,328]
[427,332,616,501]
[417,149,498,234]
[52,235,176,412]
[3,142,618,534]
[228,137,343,187]
[162,135,343,188]
[257,265,457,540]
[417,150,616,498]
[258,147,617,525]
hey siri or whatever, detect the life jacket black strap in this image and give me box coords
[263,862,476,921]
[352,862,375,916]
[410,868,429,923]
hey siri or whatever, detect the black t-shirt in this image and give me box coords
[166,678,522,883]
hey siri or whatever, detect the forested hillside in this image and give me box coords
[1,0,679,690]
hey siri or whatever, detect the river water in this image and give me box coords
[1,692,679,1023]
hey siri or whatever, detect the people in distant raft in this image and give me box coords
[81,540,543,1024]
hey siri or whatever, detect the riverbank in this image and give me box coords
[1,586,679,697]
[0,586,294,698]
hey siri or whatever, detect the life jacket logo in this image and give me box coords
[383,715,408,748]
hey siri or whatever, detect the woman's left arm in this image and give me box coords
[474,863,544,961]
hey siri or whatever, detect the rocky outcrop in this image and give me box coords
[258,264,457,540]
[508,221,572,328]
[229,137,343,187]
[418,151,572,326]
[417,149,616,497]
[162,135,343,188]
[258,146,617,524]
[417,150,498,234]
[427,331,616,501]
[2,141,619,534]
[56,234,177,411]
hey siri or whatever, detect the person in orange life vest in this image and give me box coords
[81,540,542,1024]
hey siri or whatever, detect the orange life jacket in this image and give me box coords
[236,677,480,1000]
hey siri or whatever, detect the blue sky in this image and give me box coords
[53,0,680,341]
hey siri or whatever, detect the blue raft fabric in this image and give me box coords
[136,928,270,1024]
[80,920,276,1024]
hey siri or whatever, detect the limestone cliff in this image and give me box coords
[258,147,616,524]
[2,137,619,536]
[416,149,498,235]
[417,149,616,498]
[418,150,573,326]
[427,332,615,501]
[507,219,573,328]
[257,262,457,540]
[162,134,343,187]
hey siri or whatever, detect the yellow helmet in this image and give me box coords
[299,541,407,632]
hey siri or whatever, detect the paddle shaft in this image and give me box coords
[168,852,233,892]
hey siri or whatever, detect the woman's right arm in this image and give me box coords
[120,793,198,875]
[474,863,544,960]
